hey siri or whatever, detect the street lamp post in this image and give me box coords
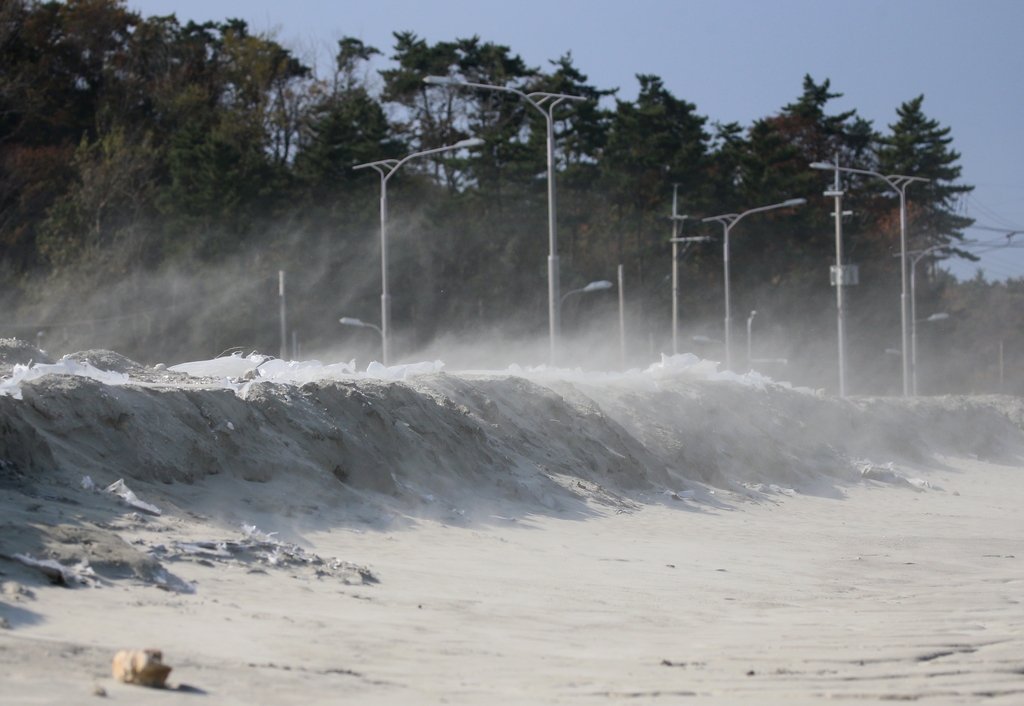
[811,161,929,396]
[746,310,757,369]
[354,137,483,366]
[618,264,626,370]
[424,75,585,365]
[703,198,805,371]
[340,317,385,359]
[559,280,613,365]
[911,311,948,395]
[912,230,1024,393]
[906,244,955,396]
[279,270,287,361]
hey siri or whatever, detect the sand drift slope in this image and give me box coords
[1,344,1023,510]
[3,341,1024,703]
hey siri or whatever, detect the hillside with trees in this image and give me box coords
[1,0,1017,395]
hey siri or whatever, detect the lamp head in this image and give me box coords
[339,317,364,326]
[809,162,834,170]
[583,280,613,292]
[423,75,461,86]
[783,198,806,207]
[455,137,485,148]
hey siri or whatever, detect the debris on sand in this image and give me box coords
[82,475,161,515]
[740,483,797,496]
[906,477,942,490]
[663,489,696,501]
[854,460,943,491]
[102,479,161,516]
[155,525,377,584]
[111,649,171,687]
[1,522,192,591]
[11,554,96,586]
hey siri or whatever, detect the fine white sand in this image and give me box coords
[3,452,1023,704]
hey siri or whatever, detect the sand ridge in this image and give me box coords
[1,343,1023,702]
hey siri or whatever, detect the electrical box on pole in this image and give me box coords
[829,264,859,286]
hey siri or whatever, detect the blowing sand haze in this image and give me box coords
[1,339,1023,703]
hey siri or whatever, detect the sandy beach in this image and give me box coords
[2,345,1024,703]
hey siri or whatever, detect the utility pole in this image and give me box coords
[824,155,848,397]
[670,185,684,355]
[668,188,709,357]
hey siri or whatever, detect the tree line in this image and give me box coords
[3,0,1014,395]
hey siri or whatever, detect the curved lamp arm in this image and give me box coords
[424,75,587,113]
[559,280,613,305]
[809,162,930,195]
[339,317,383,337]
[703,198,806,231]
[354,137,485,181]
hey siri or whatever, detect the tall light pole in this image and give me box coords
[618,264,626,370]
[904,243,961,396]
[703,198,805,371]
[354,137,483,366]
[811,162,929,396]
[278,270,287,360]
[912,311,949,395]
[909,245,943,396]
[559,280,613,365]
[746,310,757,369]
[424,75,585,365]
[902,234,1014,395]
[339,316,385,361]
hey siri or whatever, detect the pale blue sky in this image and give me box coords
[131,0,1024,280]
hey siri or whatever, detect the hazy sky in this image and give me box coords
[130,0,1024,281]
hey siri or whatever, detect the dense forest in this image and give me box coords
[0,0,1020,394]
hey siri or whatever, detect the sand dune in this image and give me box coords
[2,341,1023,702]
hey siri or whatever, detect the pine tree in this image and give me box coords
[294,37,399,199]
[875,95,973,249]
[601,74,709,280]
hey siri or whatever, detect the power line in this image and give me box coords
[967,195,1023,230]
